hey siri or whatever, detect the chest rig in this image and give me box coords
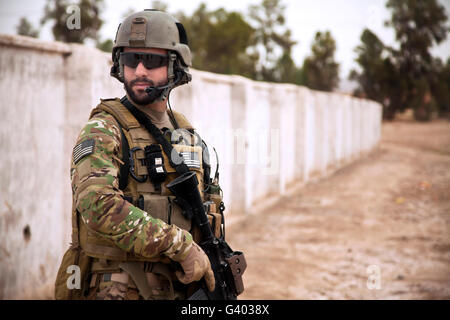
[74,97,224,263]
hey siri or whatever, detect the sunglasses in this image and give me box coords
[120,52,169,70]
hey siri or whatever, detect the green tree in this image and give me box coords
[350,29,385,100]
[204,9,258,77]
[302,31,340,91]
[430,57,450,117]
[350,0,449,120]
[96,38,113,53]
[40,0,104,43]
[16,17,40,38]
[385,0,449,121]
[175,1,303,83]
[349,29,402,119]
[176,3,212,70]
[248,0,297,82]
[177,3,258,78]
[275,51,298,83]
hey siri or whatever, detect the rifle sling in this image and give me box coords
[120,96,190,175]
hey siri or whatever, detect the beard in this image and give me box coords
[124,77,167,105]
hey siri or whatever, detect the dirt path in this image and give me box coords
[227,120,450,300]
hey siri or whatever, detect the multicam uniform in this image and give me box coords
[72,109,192,261]
[64,98,223,300]
[55,10,222,300]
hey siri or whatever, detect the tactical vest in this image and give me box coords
[71,98,224,263]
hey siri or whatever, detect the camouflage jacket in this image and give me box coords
[70,110,193,261]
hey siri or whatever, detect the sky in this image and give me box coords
[1,0,449,89]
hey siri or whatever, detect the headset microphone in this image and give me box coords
[145,71,182,103]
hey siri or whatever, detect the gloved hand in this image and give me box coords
[172,241,215,292]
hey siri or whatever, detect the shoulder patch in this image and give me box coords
[73,139,95,164]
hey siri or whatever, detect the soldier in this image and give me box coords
[55,9,226,300]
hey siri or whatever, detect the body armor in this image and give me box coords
[68,98,224,299]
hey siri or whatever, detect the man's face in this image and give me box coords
[123,47,168,105]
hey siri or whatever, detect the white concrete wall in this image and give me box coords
[0,35,71,299]
[0,34,382,299]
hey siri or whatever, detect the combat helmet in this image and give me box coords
[110,9,192,101]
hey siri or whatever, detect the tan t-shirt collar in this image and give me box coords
[125,94,174,130]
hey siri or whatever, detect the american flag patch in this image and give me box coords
[73,139,95,164]
[180,151,201,169]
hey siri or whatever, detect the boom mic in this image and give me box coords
[145,71,182,103]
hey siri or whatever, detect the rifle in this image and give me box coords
[166,171,247,300]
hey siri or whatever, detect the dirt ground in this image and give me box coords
[227,120,450,300]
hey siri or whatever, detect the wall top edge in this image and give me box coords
[0,34,382,108]
[0,33,71,54]
[190,68,379,105]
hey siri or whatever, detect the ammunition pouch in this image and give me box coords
[144,144,167,191]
